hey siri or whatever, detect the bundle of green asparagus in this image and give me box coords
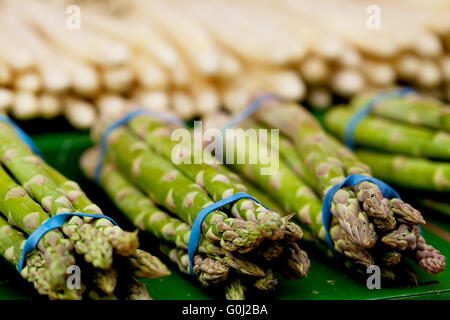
[80,111,311,299]
[202,99,445,284]
[323,91,450,192]
[0,119,169,299]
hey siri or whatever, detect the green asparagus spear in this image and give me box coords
[0,164,75,291]
[225,278,246,300]
[324,106,450,160]
[356,149,450,191]
[104,127,262,253]
[0,121,113,269]
[0,216,81,299]
[127,115,284,240]
[250,103,378,249]
[129,249,170,278]
[350,92,450,132]
[41,162,140,257]
[81,148,266,277]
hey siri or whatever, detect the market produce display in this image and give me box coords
[199,98,446,283]
[1,0,450,129]
[80,111,312,300]
[0,118,170,299]
[0,0,449,303]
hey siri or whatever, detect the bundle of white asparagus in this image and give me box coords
[1,0,450,129]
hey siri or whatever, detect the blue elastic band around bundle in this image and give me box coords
[18,212,117,273]
[94,109,185,184]
[322,175,402,257]
[187,192,269,275]
[344,87,415,150]
[0,115,43,158]
[215,93,280,162]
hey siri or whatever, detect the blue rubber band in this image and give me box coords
[0,115,43,158]
[344,87,415,150]
[187,192,269,275]
[215,93,280,162]
[18,212,117,273]
[322,174,402,257]
[94,109,185,184]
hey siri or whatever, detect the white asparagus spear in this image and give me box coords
[101,65,135,93]
[135,0,221,76]
[0,88,13,113]
[0,62,12,86]
[188,75,221,115]
[64,97,97,130]
[38,93,63,119]
[217,51,242,79]
[131,90,170,113]
[14,72,42,93]
[171,91,197,120]
[331,68,366,97]
[12,91,39,120]
[0,29,35,72]
[0,10,72,93]
[131,54,169,90]
[416,60,442,88]
[299,56,330,85]
[172,0,303,65]
[23,0,130,67]
[80,3,180,70]
[395,54,421,81]
[362,60,396,87]
[96,94,128,121]
[412,32,444,58]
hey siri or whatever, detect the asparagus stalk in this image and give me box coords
[103,126,262,253]
[41,161,139,256]
[254,103,379,248]
[159,243,229,286]
[254,268,278,291]
[0,121,113,269]
[356,149,450,191]
[350,92,450,132]
[127,115,285,240]
[129,249,171,278]
[0,216,81,299]
[204,111,375,249]
[0,164,76,291]
[81,148,267,277]
[324,106,450,160]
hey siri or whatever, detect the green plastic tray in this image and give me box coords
[0,129,449,300]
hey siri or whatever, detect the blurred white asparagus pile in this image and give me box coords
[1,0,450,129]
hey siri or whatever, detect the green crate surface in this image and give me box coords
[0,131,448,300]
